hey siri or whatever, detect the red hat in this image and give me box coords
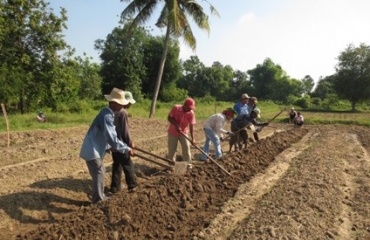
[184,98,195,110]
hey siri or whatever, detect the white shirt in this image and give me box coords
[296,115,304,123]
[204,113,229,137]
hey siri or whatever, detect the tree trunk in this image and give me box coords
[149,27,170,118]
[19,89,25,114]
[351,101,356,112]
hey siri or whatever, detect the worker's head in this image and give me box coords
[183,98,195,112]
[222,108,237,121]
[241,93,249,104]
[105,88,128,111]
[251,108,261,119]
[249,97,258,106]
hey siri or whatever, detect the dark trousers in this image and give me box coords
[111,152,137,191]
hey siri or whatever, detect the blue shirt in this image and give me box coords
[80,107,131,161]
[233,102,250,115]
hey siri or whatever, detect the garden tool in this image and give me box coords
[134,147,188,175]
[255,108,286,133]
[222,123,253,142]
[177,131,232,176]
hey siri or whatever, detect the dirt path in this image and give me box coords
[228,126,370,240]
[1,121,370,239]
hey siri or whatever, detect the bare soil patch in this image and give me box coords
[0,119,370,240]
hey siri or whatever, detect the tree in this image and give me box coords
[301,75,315,95]
[95,26,181,102]
[230,70,252,100]
[141,35,182,101]
[0,0,70,113]
[178,56,207,97]
[74,55,102,100]
[121,0,219,118]
[311,75,336,100]
[247,58,305,103]
[248,58,287,100]
[95,25,148,100]
[333,43,370,111]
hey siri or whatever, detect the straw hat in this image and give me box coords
[104,88,129,105]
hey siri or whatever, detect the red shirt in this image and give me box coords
[168,105,196,136]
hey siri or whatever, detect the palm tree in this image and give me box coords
[121,0,219,118]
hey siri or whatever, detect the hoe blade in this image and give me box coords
[172,162,188,175]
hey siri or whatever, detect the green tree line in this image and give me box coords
[1,0,370,115]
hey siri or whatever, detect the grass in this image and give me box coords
[1,100,370,132]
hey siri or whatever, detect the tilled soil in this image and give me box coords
[0,119,370,240]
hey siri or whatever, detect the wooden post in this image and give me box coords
[1,103,10,148]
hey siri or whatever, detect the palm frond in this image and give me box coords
[182,1,210,33]
[199,0,221,17]
[181,18,196,50]
[155,5,168,28]
[121,0,158,28]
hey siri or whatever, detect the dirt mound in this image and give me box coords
[17,129,308,239]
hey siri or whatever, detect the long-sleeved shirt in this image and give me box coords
[114,108,131,145]
[80,107,131,161]
[204,113,229,137]
[231,114,266,130]
[233,102,250,115]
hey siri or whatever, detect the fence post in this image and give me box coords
[1,103,10,148]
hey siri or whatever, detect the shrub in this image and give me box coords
[69,100,92,113]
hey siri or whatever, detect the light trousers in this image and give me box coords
[167,133,192,162]
[201,128,222,160]
[86,158,107,204]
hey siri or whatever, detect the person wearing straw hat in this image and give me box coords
[80,87,133,204]
[110,91,138,194]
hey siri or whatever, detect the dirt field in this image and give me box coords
[1,118,370,240]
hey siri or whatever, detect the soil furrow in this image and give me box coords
[198,128,317,239]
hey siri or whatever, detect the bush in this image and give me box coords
[55,102,69,113]
[160,84,188,102]
[69,100,92,113]
[294,96,311,109]
[197,94,216,104]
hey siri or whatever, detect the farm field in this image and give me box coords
[0,118,370,239]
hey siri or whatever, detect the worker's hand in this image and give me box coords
[227,131,234,136]
[130,142,135,149]
[191,139,196,146]
[129,149,135,156]
[263,122,269,126]
[220,137,225,142]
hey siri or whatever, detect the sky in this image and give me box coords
[49,0,370,82]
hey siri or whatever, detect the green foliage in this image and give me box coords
[120,0,219,118]
[0,0,72,113]
[160,83,188,102]
[247,58,304,102]
[69,100,93,113]
[142,35,182,101]
[3,100,370,132]
[197,94,217,104]
[333,43,370,111]
[95,25,147,98]
[55,102,70,113]
[294,96,311,109]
